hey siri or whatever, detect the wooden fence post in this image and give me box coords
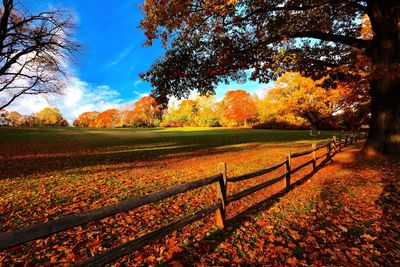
[332,136,337,152]
[285,150,291,190]
[215,162,227,229]
[312,143,316,171]
[327,141,331,160]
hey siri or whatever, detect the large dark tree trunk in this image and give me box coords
[365,1,400,156]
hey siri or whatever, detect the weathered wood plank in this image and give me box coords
[0,174,222,250]
[291,149,315,158]
[312,143,317,171]
[316,142,330,151]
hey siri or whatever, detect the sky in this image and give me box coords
[8,0,272,122]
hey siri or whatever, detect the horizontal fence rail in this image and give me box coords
[0,174,222,250]
[291,149,315,158]
[0,133,367,266]
[228,160,287,183]
[227,173,287,203]
[290,159,314,175]
[74,203,222,267]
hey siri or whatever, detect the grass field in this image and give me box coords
[0,127,340,180]
[0,127,344,264]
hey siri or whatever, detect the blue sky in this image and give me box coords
[10,0,271,121]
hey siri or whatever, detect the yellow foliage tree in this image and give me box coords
[261,72,348,129]
[35,107,66,126]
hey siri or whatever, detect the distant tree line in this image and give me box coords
[72,72,369,130]
[1,72,369,130]
[0,107,68,127]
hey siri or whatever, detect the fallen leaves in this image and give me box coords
[1,128,399,266]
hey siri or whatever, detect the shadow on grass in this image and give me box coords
[308,150,399,266]
[172,157,332,265]
[0,143,250,179]
[0,128,334,179]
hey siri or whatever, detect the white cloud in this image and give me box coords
[6,95,50,116]
[107,46,134,66]
[133,79,143,87]
[6,75,125,124]
[132,90,148,98]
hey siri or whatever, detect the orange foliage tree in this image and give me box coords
[95,109,119,128]
[221,90,257,126]
[73,111,99,127]
[132,96,161,126]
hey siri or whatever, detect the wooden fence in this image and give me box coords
[0,133,367,266]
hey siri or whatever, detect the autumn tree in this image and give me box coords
[74,111,99,127]
[115,110,132,127]
[132,96,161,127]
[194,95,221,127]
[5,110,20,126]
[95,109,119,128]
[176,99,198,125]
[72,119,80,127]
[140,0,400,155]
[335,81,370,130]
[162,99,198,127]
[221,90,257,126]
[265,72,348,129]
[35,107,67,126]
[0,0,79,110]
[257,96,310,130]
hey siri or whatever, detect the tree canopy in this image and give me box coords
[267,72,348,128]
[140,0,369,98]
[140,0,400,155]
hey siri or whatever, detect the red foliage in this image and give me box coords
[75,111,99,127]
[95,109,119,128]
[222,90,257,125]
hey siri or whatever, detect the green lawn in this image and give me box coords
[0,126,343,178]
[0,126,345,179]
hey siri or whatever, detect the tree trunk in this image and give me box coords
[364,1,400,156]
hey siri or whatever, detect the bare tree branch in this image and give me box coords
[0,0,80,110]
